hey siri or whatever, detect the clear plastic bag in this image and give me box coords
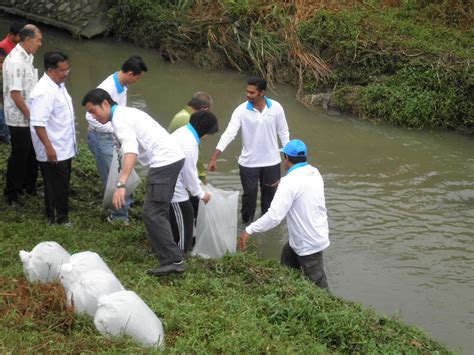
[102,148,141,209]
[192,184,239,259]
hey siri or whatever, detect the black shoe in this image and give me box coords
[146,262,186,276]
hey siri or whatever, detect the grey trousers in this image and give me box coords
[280,241,329,290]
[142,159,184,266]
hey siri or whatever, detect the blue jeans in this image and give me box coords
[87,130,131,221]
[0,110,10,143]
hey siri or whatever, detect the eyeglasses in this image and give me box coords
[53,68,71,75]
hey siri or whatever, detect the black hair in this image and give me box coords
[82,88,117,107]
[0,48,7,58]
[189,111,219,138]
[121,55,148,75]
[19,26,37,42]
[247,76,267,91]
[10,20,26,36]
[44,51,68,71]
[284,154,307,165]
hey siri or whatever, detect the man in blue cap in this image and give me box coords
[240,139,330,290]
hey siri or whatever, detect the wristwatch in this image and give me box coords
[116,181,126,189]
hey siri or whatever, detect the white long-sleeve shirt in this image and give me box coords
[216,97,289,167]
[171,124,205,202]
[111,105,184,168]
[85,72,127,133]
[29,74,77,162]
[246,163,330,256]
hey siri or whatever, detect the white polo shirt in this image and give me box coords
[111,105,184,168]
[171,125,205,202]
[246,163,330,256]
[86,72,127,133]
[216,97,290,167]
[3,44,38,127]
[29,74,77,162]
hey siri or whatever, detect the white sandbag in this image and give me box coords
[58,251,114,291]
[19,241,71,282]
[193,184,239,259]
[94,290,164,347]
[102,147,141,209]
[68,269,124,316]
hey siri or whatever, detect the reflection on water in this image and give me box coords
[1,17,473,354]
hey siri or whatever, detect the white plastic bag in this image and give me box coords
[58,251,114,291]
[68,269,124,316]
[102,147,141,209]
[94,290,164,347]
[193,184,239,259]
[19,241,71,282]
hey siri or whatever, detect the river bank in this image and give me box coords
[0,144,453,352]
[105,0,473,134]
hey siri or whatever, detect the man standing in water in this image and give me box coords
[86,55,147,223]
[208,77,289,223]
[3,25,42,205]
[240,139,330,290]
[82,88,186,276]
[29,51,76,225]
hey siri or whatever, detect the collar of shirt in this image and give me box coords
[186,123,200,145]
[113,71,127,94]
[246,96,272,112]
[44,73,62,88]
[184,106,193,115]
[110,104,118,121]
[287,162,309,175]
[16,43,34,64]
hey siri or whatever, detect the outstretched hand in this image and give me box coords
[239,231,250,251]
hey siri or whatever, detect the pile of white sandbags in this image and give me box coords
[19,241,164,348]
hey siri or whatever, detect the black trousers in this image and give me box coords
[170,200,194,253]
[280,241,329,290]
[142,159,185,266]
[39,159,72,224]
[239,163,281,223]
[4,126,38,202]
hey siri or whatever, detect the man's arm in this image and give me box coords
[276,105,290,147]
[10,90,30,120]
[112,152,137,209]
[34,126,56,162]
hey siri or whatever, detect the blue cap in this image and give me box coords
[280,139,307,157]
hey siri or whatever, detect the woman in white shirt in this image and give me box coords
[170,111,218,253]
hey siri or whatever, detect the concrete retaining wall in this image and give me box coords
[0,0,109,38]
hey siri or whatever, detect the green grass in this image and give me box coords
[0,144,452,353]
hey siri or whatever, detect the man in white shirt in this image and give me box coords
[82,88,186,276]
[240,139,330,290]
[208,77,289,223]
[29,51,76,225]
[3,24,42,205]
[86,55,147,223]
[170,111,218,253]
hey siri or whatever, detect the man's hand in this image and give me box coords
[45,145,57,163]
[208,157,217,172]
[201,192,211,204]
[239,230,250,251]
[113,188,126,209]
